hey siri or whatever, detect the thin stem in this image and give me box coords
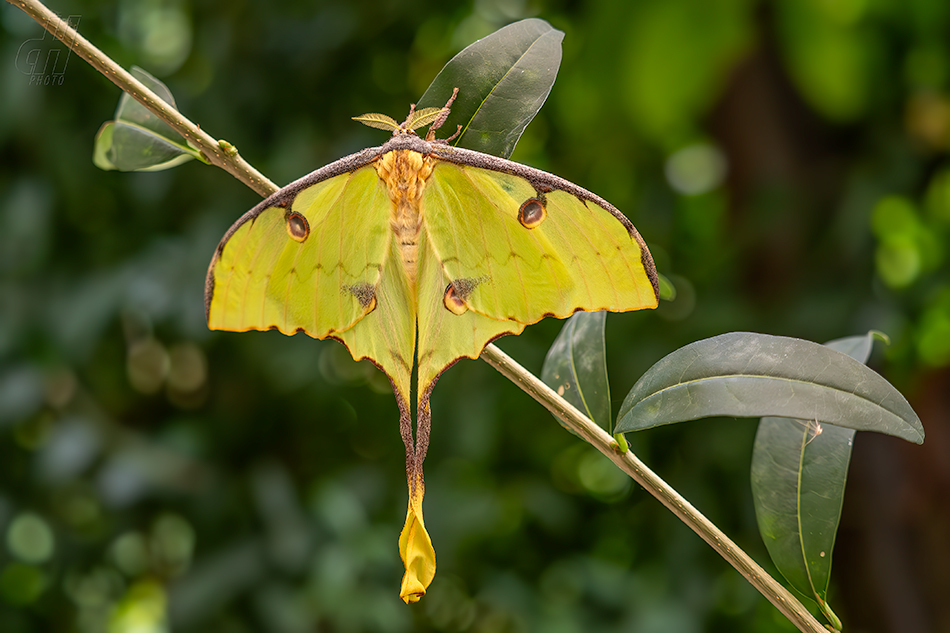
[479,344,828,633]
[11,2,826,631]
[8,0,278,198]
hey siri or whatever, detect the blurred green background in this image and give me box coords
[2,0,949,631]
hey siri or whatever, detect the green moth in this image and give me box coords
[204,98,659,602]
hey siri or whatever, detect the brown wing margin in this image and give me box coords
[425,142,660,300]
[203,144,389,321]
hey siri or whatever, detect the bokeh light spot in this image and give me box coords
[665,144,727,196]
[127,338,169,395]
[151,514,194,576]
[0,563,46,605]
[916,300,950,367]
[108,579,168,633]
[118,0,192,76]
[167,343,207,394]
[577,450,630,501]
[6,512,55,564]
[112,532,150,578]
[871,196,918,238]
[875,240,921,288]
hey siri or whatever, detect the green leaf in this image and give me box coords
[614,332,924,444]
[541,311,611,433]
[416,18,564,160]
[91,121,117,171]
[657,272,677,301]
[114,67,182,139]
[750,332,880,618]
[93,121,198,172]
[93,66,202,172]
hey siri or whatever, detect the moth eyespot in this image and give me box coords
[344,283,377,312]
[443,283,468,315]
[286,212,310,242]
[518,199,546,229]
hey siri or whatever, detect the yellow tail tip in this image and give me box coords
[398,492,436,603]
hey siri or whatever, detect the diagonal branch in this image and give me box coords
[8,0,278,198]
[479,344,826,633]
[8,1,827,631]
